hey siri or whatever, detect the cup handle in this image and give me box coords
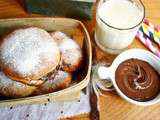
[98,66,112,80]
[96,66,114,91]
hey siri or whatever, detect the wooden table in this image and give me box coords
[0,0,160,120]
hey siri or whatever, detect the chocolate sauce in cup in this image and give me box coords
[115,59,160,102]
[97,49,160,106]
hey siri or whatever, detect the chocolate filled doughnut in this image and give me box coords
[0,71,37,98]
[33,70,72,95]
[0,27,60,85]
[50,31,83,72]
[116,59,160,102]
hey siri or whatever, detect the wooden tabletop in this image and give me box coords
[0,0,160,120]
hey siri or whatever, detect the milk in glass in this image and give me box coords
[95,0,144,54]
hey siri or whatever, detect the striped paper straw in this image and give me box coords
[144,18,160,35]
[142,18,160,46]
[136,30,160,58]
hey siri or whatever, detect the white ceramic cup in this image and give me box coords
[98,49,160,106]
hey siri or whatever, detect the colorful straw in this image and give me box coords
[136,30,160,58]
[142,18,160,46]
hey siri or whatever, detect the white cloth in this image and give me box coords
[0,92,90,120]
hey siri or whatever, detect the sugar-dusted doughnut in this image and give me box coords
[50,31,83,72]
[0,71,37,98]
[33,70,72,95]
[0,27,60,85]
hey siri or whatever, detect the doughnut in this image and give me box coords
[0,27,60,85]
[50,31,83,72]
[33,70,72,95]
[0,71,37,98]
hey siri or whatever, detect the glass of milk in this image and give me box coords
[95,0,145,54]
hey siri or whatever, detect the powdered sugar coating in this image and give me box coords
[0,71,36,98]
[60,38,82,65]
[42,70,71,89]
[50,31,67,41]
[0,27,60,80]
[50,31,82,72]
[33,70,72,95]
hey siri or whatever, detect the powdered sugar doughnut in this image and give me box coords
[50,31,83,72]
[0,71,37,98]
[0,27,60,84]
[50,31,67,41]
[33,70,72,95]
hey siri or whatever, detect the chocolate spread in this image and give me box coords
[115,59,160,102]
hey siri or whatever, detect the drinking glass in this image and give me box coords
[95,0,145,54]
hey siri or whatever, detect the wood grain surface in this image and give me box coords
[0,0,160,120]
